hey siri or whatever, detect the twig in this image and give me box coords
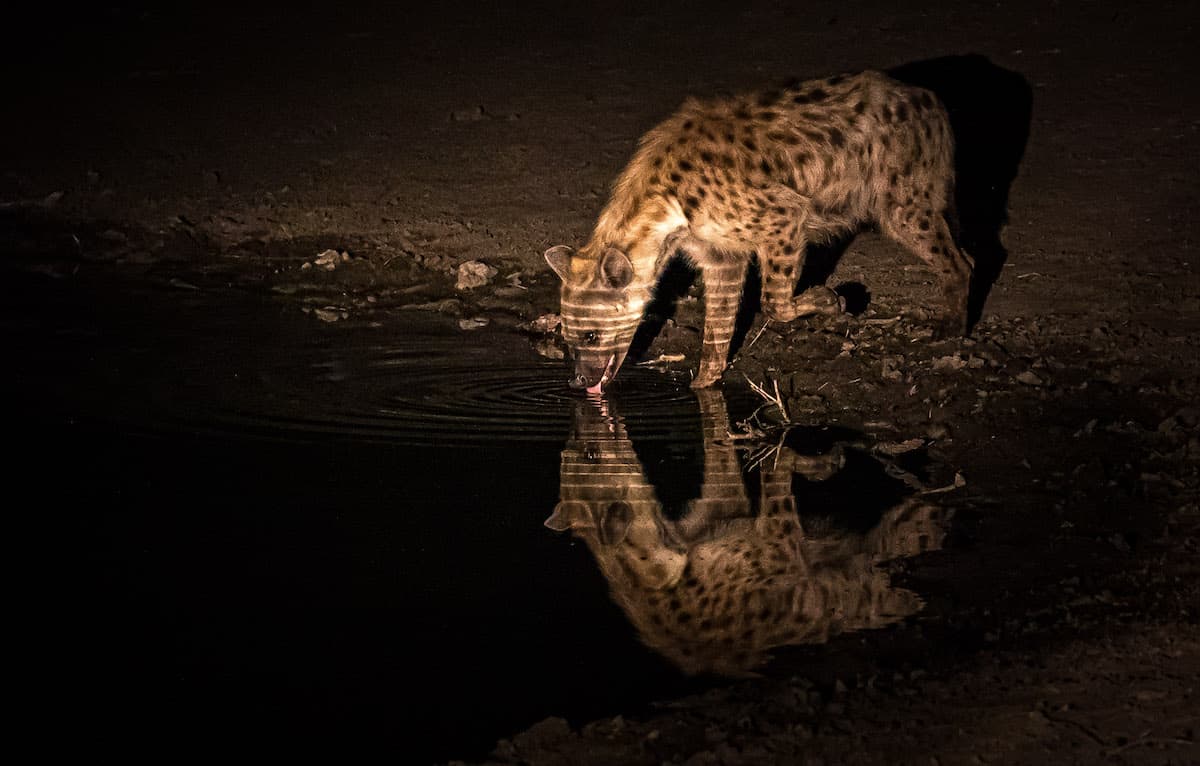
[920,472,967,495]
[1040,712,1108,747]
[743,374,775,403]
[1105,734,1196,755]
[745,320,771,351]
[745,430,789,473]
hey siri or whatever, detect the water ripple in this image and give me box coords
[190,325,702,447]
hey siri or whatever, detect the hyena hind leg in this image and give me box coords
[757,235,844,324]
[881,205,973,337]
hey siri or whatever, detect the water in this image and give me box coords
[7,271,949,761]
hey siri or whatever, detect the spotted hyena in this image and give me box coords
[545,70,973,392]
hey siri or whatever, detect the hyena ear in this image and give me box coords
[599,247,635,290]
[544,245,574,282]
[597,501,633,546]
[544,500,586,531]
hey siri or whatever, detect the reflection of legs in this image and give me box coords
[882,202,973,336]
[678,389,750,542]
[759,234,844,323]
[693,256,748,389]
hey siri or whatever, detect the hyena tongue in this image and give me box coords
[586,354,617,395]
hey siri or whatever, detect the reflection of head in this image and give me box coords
[546,398,687,591]
[546,391,951,676]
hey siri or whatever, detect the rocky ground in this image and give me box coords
[4,1,1198,763]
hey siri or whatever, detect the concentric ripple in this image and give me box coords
[17,283,717,448]
[187,317,706,448]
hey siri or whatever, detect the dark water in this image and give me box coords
[8,271,948,761]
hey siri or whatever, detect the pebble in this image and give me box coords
[456,260,498,290]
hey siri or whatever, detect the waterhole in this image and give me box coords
[9,273,951,761]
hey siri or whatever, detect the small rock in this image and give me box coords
[1015,370,1044,386]
[450,106,490,122]
[491,286,528,299]
[932,354,966,372]
[512,717,572,750]
[456,260,498,290]
[881,356,905,382]
[458,317,489,330]
[927,422,952,440]
[401,298,464,315]
[683,751,719,766]
[876,438,925,456]
[1160,407,1200,434]
[534,338,565,360]
[528,313,562,334]
[313,249,350,271]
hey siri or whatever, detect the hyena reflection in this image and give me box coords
[545,70,973,392]
[546,390,949,676]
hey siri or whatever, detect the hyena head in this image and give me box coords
[544,244,643,394]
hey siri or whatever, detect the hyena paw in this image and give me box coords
[765,287,846,322]
[931,311,969,340]
[793,286,846,317]
[762,300,800,322]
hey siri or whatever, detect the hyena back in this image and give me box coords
[545,70,973,392]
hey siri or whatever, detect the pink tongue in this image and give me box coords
[586,355,616,395]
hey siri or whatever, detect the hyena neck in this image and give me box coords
[586,193,688,299]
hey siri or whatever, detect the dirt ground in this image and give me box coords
[4,1,1198,763]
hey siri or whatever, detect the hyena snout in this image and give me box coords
[568,349,627,393]
[568,372,594,390]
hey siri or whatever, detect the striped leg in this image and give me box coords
[692,256,748,389]
[684,389,750,527]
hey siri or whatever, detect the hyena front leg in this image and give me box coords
[692,253,749,389]
[757,219,843,323]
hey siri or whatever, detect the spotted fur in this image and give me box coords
[545,70,973,390]
[546,390,949,675]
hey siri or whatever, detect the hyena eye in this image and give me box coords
[583,331,599,345]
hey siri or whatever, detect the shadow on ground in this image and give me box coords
[889,54,1034,329]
